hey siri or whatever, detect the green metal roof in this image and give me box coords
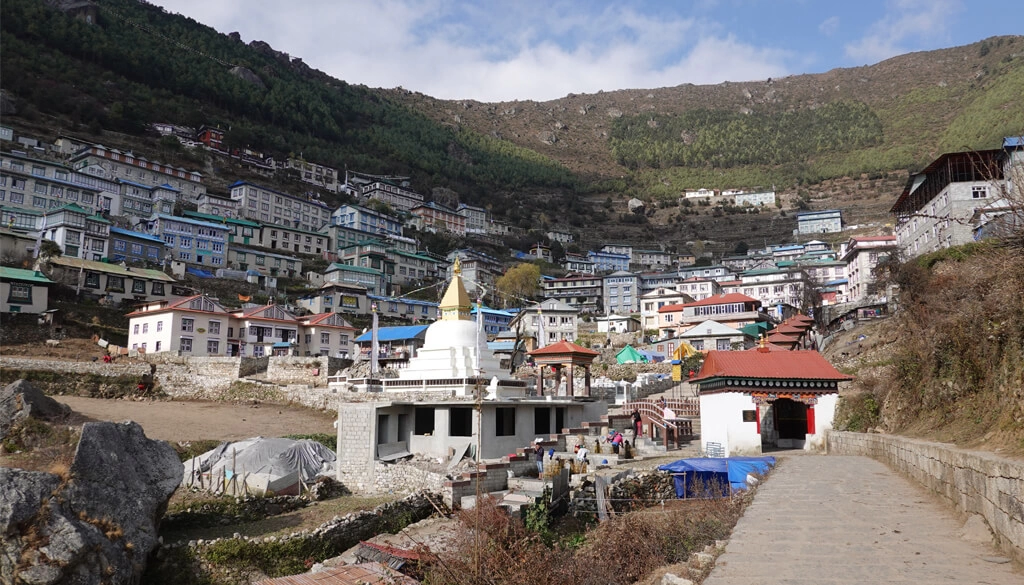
[0,266,53,284]
[325,263,383,276]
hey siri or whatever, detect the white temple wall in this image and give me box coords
[806,393,837,452]
[700,392,761,456]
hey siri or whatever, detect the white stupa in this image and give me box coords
[398,258,505,380]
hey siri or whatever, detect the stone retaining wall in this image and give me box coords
[152,491,440,584]
[827,431,1024,563]
[0,357,150,378]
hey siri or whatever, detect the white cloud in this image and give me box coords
[819,16,839,36]
[844,0,962,64]
[154,0,793,101]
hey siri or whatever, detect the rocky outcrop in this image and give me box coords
[0,380,71,441]
[1,421,183,584]
[229,66,266,89]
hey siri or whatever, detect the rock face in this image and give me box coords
[628,197,646,214]
[0,421,183,584]
[0,379,71,441]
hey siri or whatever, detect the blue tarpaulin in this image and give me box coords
[186,267,215,278]
[658,457,776,497]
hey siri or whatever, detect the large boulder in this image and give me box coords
[0,380,71,441]
[0,421,183,584]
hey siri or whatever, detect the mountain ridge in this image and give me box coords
[2,0,1023,253]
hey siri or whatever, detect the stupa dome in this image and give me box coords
[423,318,479,350]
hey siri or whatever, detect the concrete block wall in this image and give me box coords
[336,403,379,492]
[828,431,1024,564]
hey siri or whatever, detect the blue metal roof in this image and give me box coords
[1005,136,1024,148]
[109,227,164,244]
[354,325,428,343]
[272,341,294,348]
[487,341,516,351]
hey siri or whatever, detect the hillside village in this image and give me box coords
[1,125,1021,362]
[2,4,1024,584]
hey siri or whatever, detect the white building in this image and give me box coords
[891,149,1006,259]
[694,348,852,456]
[458,204,489,234]
[840,236,897,303]
[230,181,331,233]
[41,203,110,261]
[127,295,231,356]
[639,287,696,331]
[70,144,205,200]
[361,180,424,212]
[735,191,776,207]
[508,298,579,348]
[297,312,358,357]
[795,209,843,235]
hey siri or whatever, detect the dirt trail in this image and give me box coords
[55,396,336,442]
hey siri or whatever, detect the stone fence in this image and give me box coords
[0,357,150,378]
[828,431,1024,564]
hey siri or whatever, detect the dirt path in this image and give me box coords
[55,396,337,442]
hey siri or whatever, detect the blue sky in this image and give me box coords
[155,0,1022,102]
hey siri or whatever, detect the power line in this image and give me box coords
[99,3,238,69]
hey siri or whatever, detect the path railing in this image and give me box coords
[619,398,700,450]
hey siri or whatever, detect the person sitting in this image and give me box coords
[574,443,589,463]
[609,430,623,454]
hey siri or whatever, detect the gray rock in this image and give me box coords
[0,379,72,441]
[0,421,182,584]
[661,574,694,585]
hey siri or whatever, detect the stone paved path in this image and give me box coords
[704,455,1023,585]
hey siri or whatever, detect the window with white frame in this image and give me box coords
[320,332,330,344]
[207,340,219,354]
[181,318,194,332]
[180,337,193,352]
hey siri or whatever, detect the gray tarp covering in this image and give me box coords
[182,437,336,493]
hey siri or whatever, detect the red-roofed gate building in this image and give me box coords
[693,346,852,456]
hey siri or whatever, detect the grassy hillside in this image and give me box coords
[834,243,1024,453]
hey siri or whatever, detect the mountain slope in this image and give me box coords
[392,36,1024,192]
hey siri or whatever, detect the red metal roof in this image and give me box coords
[774,323,806,334]
[658,293,758,312]
[693,349,852,382]
[253,563,418,585]
[528,340,599,357]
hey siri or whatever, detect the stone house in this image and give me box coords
[0,267,53,314]
[44,256,176,306]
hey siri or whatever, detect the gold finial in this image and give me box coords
[759,334,767,349]
[453,257,462,276]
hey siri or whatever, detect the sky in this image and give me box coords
[154,0,1022,102]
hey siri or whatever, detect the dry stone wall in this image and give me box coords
[0,356,150,378]
[828,431,1024,563]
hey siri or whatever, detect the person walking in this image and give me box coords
[533,440,545,475]
[631,408,643,440]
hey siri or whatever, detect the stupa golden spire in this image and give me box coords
[439,257,472,321]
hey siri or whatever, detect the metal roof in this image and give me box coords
[0,267,53,284]
[354,325,428,343]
